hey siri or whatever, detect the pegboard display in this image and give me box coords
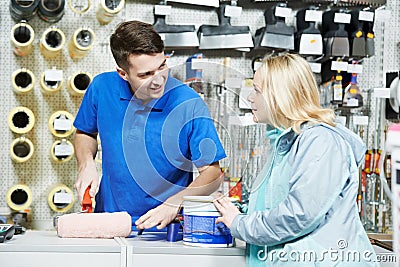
[0,0,398,230]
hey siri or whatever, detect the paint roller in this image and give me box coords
[55,188,132,238]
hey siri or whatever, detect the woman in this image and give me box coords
[214,53,378,266]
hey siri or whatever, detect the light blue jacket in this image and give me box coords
[231,123,378,266]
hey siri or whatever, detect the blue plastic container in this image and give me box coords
[182,196,233,247]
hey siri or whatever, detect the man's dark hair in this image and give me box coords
[110,20,164,71]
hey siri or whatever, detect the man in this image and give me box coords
[73,20,226,231]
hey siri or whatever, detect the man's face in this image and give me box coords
[117,52,168,104]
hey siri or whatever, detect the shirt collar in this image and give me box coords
[119,74,177,111]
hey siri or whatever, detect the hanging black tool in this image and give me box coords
[346,9,366,58]
[363,9,375,57]
[153,3,199,49]
[254,3,294,51]
[295,7,323,56]
[198,3,254,50]
[322,9,350,57]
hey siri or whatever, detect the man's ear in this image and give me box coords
[116,67,128,81]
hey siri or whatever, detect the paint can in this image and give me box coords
[182,196,233,247]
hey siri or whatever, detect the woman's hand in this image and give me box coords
[213,194,241,228]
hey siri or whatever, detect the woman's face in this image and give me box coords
[247,70,269,123]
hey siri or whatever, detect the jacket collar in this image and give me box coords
[276,129,298,155]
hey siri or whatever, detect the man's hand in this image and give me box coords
[74,130,99,204]
[135,202,180,230]
[74,160,99,204]
[213,194,241,228]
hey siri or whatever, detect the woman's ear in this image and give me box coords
[116,67,128,81]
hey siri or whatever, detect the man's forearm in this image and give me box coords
[74,130,98,170]
[166,162,223,206]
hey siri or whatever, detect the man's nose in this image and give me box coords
[151,72,164,86]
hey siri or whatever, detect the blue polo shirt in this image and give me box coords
[74,71,226,225]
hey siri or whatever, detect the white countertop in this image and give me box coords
[0,230,246,256]
[123,231,246,255]
[0,230,122,253]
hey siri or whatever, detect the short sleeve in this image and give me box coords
[73,78,99,134]
[189,98,226,167]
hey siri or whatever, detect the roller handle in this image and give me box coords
[82,187,92,213]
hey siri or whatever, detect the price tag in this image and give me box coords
[154,5,172,16]
[305,10,323,22]
[225,5,242,17]
[359,11,374,22]
[54,118,72,131]
[225,77,242,89]
[334,13,351,24]
[45,69,63,82]
[353,115,369,125]
[253,61,262,71]
[55,143,73,156]
[375,10,391,22]
[275,6,292,18]
[239,79,253,109]
[347,64,363,74]
[308,62,321,73]
[331,61,348,71]
[53,191,72,204]
[373,88,391,98]
[191,58,208,70]
[347,98,359,107]
[168,0,219,7]
[228,114,256,126]
[166,57,179,68]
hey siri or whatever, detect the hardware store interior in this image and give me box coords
[1,0,400,266]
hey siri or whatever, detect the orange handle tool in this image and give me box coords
[82,187,92,213]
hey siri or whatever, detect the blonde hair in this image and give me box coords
[258,53,336,133]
